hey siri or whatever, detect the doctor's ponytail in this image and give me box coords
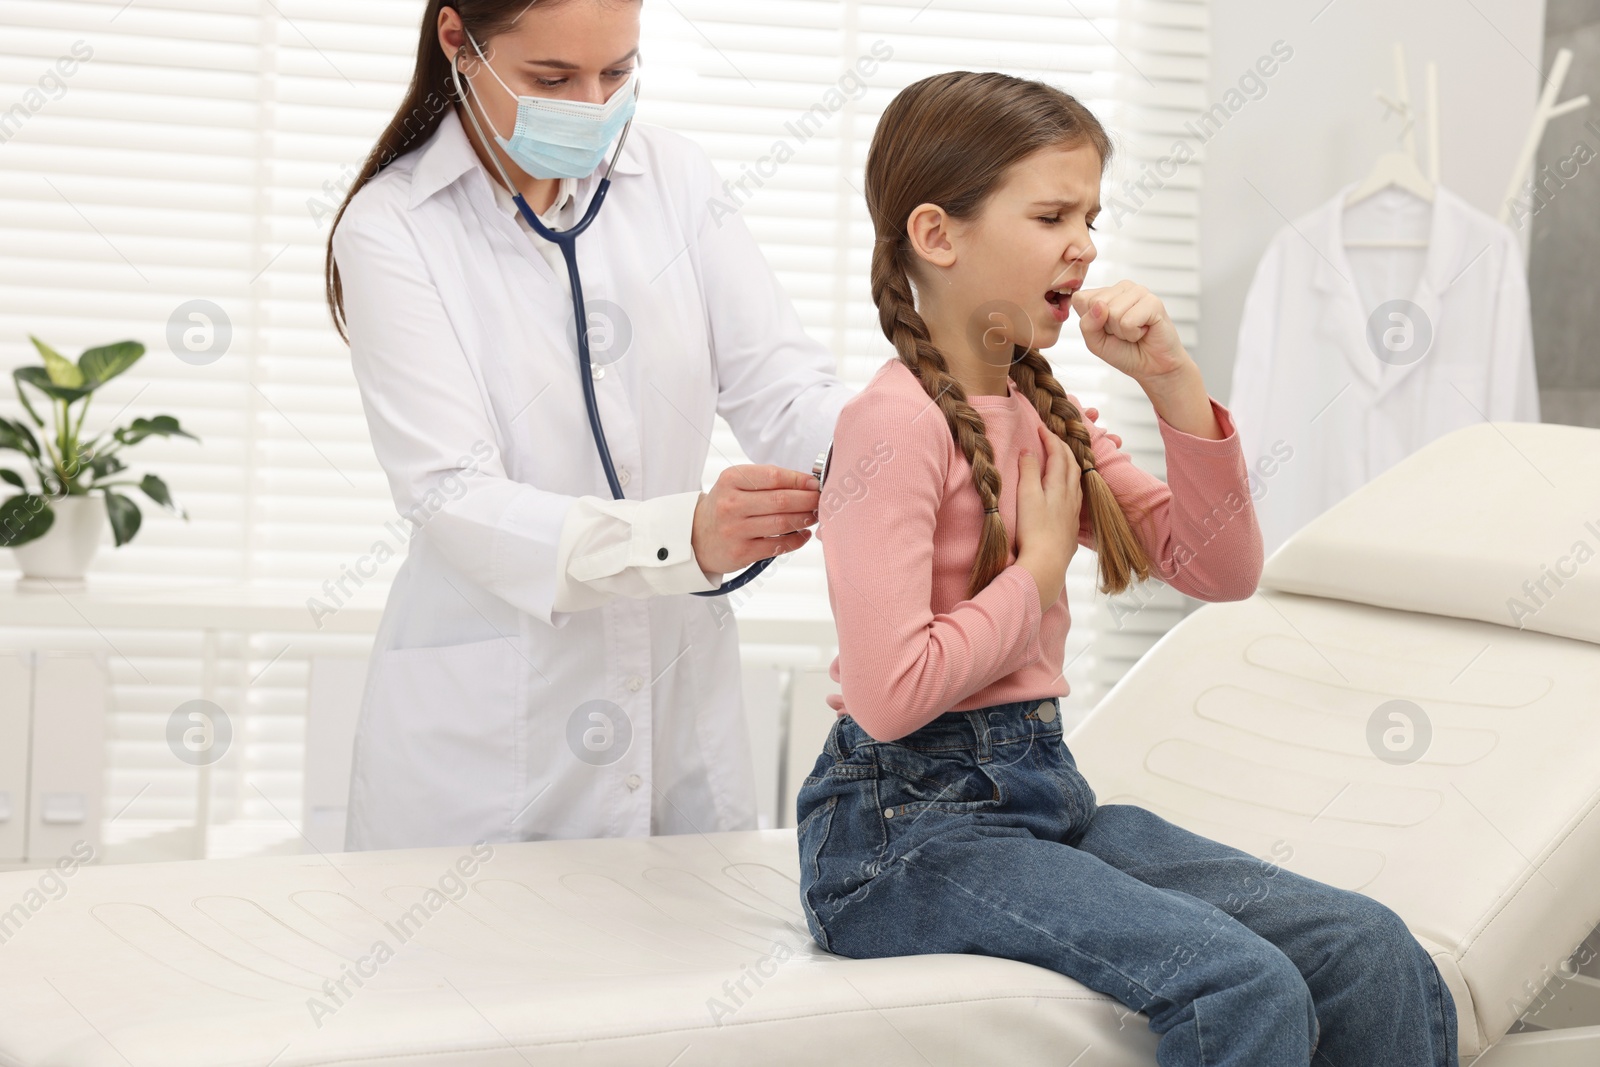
[864,71,1155,600]
[323,0,639,344]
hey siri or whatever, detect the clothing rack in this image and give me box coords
[1502,45,1590,224]
[1341,41,1589,247]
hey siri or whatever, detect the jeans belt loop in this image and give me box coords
[970,709,992,761]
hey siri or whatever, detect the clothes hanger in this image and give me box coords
[1344,43,1434,249]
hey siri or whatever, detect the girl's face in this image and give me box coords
[944,142,1102,353]
[443,2,642,144]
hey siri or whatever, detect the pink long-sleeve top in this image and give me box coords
[820,357,1264,742]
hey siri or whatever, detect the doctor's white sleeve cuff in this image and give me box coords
[549,489,727,613]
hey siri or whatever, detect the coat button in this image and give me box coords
[657,547,668,560]
[626,774,641,789]
[1035,700,1056,724]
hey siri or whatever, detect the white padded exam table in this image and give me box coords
[1,419,1597,1066]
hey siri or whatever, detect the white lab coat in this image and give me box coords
[1228,181,1540,558]
[332,105,854,850]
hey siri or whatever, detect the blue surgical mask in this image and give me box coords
[463,30,640,180]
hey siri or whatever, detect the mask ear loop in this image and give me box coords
[463,29,519,102]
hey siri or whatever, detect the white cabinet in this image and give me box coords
[0,653,29,861]
[301,655,368,854]
[0,651,107,865]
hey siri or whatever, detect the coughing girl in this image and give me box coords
[795,70,1459,1067]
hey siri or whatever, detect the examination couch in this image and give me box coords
[0,419,1597,1066]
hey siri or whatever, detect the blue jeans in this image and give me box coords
[795,697,1459,1067]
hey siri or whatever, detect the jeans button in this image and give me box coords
[883,807,895,818]
[1035,700,1056,724]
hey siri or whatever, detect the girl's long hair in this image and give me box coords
[322,0,634,344]
[864,71,1155,599]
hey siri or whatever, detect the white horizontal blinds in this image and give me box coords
[1071,0,1213,706]
[250,4,424,587]
[647,0,1210,714]
[0,0,406,589]
[0,0,1206,852]
[0,0,416,853]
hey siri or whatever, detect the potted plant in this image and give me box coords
[0,335,198,589]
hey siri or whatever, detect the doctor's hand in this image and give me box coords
[1069,281,1191,383]
[691,465,821,576]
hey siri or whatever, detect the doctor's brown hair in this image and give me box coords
[323,0,640,344]
[865,71,1155,599]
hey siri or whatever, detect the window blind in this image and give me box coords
[0,0,1211,854]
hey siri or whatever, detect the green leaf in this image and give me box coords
[88,452,126,479]
[78,341,145,388]
[104,490,141,546]
[138,473,185,517]
[114,415,199,446]
[0,469,24,490]
[0,493,55,547]
[15,366,92,408]
[9,375,44,427]
[0,417,39,459]
[28,335,85,389]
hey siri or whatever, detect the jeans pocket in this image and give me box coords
[874,741,1004,816]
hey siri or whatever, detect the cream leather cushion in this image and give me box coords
[1068,420,1600,1061]
[1258,420,1600,643]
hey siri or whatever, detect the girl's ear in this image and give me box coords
[905,202,957,268]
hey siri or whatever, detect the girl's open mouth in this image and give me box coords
[1046,284,1078,322]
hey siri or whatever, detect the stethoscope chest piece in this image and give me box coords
[812,443,833,489]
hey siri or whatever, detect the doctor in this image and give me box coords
[325,0,854,850]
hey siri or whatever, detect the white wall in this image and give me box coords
[1198,0,1549,404]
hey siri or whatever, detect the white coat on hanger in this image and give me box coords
[1229,179,1540,558]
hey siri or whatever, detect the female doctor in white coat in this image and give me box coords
[325,0,853,850]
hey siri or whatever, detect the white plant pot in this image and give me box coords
[12,494,107,592]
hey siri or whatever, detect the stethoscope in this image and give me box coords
[451,54,819,597]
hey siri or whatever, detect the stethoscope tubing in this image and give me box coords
[451,54,775,596]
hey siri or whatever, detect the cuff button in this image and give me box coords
[657,547,669,560]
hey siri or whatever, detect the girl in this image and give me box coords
[796,72,1459,1066]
